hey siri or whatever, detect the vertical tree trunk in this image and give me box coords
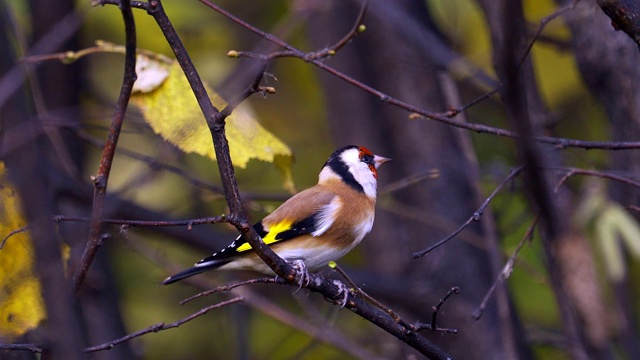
[561,1,640,358]
[1,0,135,357]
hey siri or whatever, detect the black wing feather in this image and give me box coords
[202,214,319,261]
[274,215,317,241]
[162,214,319,285]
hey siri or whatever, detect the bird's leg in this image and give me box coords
[332,279,351,309]
[291,259,310,291]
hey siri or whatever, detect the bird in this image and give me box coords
[162,145,390,285]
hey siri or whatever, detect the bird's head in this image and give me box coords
[319,145,391,198]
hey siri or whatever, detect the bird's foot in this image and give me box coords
[333,279,351,309]
[291,259,310,291]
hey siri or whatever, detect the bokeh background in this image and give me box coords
[1,0,639,359]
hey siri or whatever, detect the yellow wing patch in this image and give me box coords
[236,221,293,252]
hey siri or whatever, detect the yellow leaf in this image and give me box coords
[0,162,46,339]
[131,55,294,182]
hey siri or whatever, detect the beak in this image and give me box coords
[373,155,391,169]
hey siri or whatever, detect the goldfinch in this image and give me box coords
[163,145,390,285]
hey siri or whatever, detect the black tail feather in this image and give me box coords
[162,266,208,285]
[162,258,232,285]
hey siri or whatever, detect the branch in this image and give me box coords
[553,167,640,192]
[84,297,244,352]
[78,130,290,202]
[73,0,137,293]
[180,277,283,305]
[330,263,415,331]
[53,214,226,229]
[0,225,29,249]
[472,216,539,320]
[98,0,640,154]
[596,0,640,47]
[380,169,440,194]
[0,9,82,109]
[413,166,524,258]
[144,0,292,281]
[0,344,42,353]
[519,0,580,68]
[204,0,640,151]
[413,287,461,334]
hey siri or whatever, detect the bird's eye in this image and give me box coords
[361,154,374,165]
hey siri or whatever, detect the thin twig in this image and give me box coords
[412,287,460,334]
[97,0,149,10]
[179,277,284,305]
[331,263,414,331]
[628,205,640,213]
[380,169,440,195]
[553,167,640,192]
[413,166,524,258]
[84,297,244,352]
[78,130,290,202]
[54,214,226,229]
[236,287,383,360]
[443,87,501,117]
[518,0,580,68]
[303,0,368,61]
[77,129,223,195]
[0,344,43,353]
[217,61,269,119]
[472,216,539,320]
[432,287,460,328]
[0,226,29,249]
[0,10,82,109]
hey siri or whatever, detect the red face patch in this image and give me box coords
[358,146,378,179]
[359,146,373,157]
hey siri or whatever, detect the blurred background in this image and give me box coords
[1,0,639,359]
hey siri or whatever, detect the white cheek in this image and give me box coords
[349,164,378,198]
[338,150,378,199]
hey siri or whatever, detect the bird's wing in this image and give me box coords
[163,190,340,284]
[198,187,340,263]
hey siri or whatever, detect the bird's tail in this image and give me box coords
[162,258,231,285]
